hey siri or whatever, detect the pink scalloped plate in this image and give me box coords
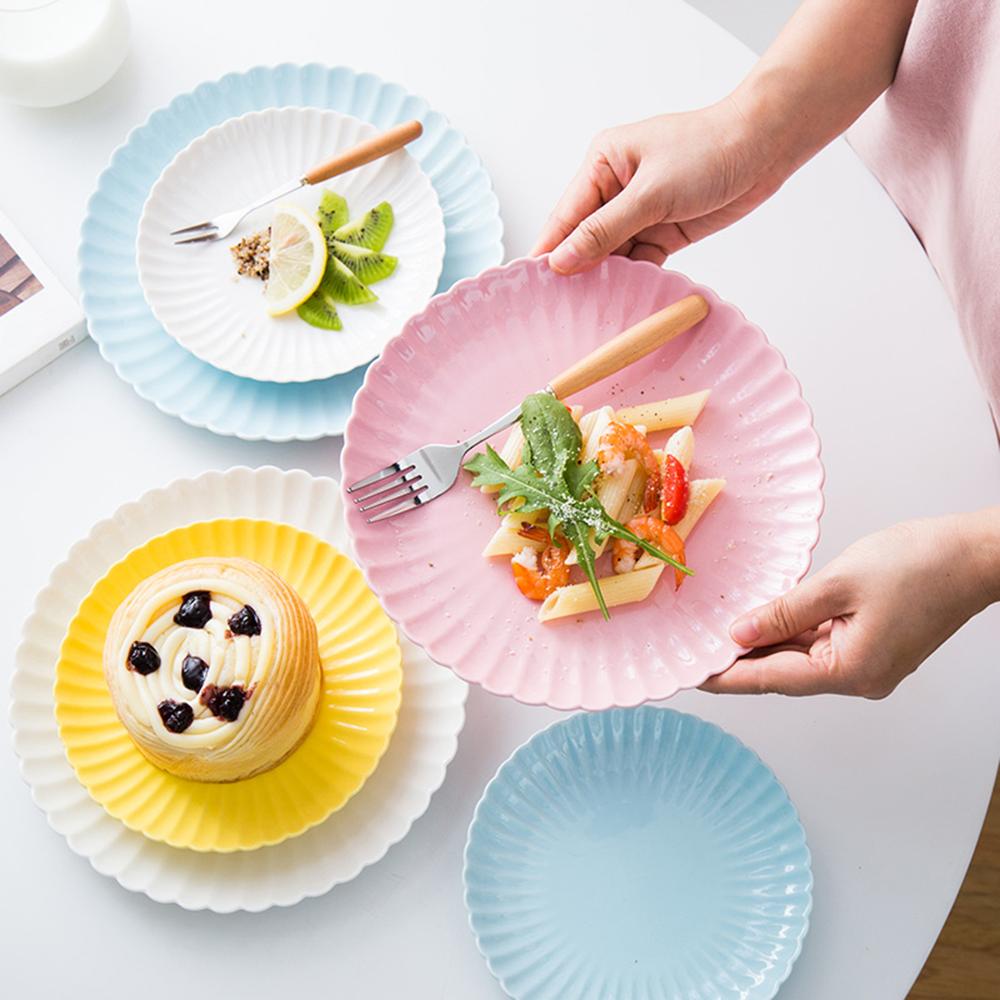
[342,256,824,710]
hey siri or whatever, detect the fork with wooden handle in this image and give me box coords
[171,119,424,244]
[347,293,710,522]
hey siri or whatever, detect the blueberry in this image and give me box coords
[157,699,194,733]
[174,590,212,629]
[227,604,261,637]
[200,684,247,722]
[127,641,160,675]
[181,654,209,692]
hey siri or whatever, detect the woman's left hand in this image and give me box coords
[702,511,1000,698]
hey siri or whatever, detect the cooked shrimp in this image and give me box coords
[598,420,660,512]
[611,514,687,588]
[512,542,569,600]
[517,524,551,545]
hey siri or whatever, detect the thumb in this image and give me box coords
[730,572,847,648]
[549,183,655,274]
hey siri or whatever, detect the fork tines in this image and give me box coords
[170,221,218,245]
[347,463,428,522]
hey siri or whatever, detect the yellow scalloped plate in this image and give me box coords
[54,518,402,852]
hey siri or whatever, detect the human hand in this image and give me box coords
[702,512,1000,698]
[532,96,788,274]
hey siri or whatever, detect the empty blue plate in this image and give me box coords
[464,707,812,999]
[78,64,504,441]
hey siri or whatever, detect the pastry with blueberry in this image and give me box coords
[103,557,321,782]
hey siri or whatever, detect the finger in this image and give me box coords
[627,242,667,266]
[550,183,655,274]
[802,620,834,642]
[700,649,836,696]
[739,639,815,658]
[730,572,847,648]
[759,622,831,650]
[626,220,691,259]
[531,155,622,256]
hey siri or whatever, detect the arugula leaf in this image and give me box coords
[561,520,609,619]
[520,392,580,481]
[465,392,692,619]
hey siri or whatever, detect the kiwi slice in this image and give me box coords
[320,256,378,305]
[317,191,349,238]
[296,285,343,331]
[330,240,397,284]
[333,201,394,251]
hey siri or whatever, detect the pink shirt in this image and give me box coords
[847,0,1000,423]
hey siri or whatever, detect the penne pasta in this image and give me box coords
[635,477,726,569]
[598,459,638,519]
[496,423,524,470]
[578,405,615,464]
[576,406,657,560]
[540,564,665,622]
[471,385,722,623]
[614,390,710,432]
[617,467,645,526]
[664,425,694,472]
[675,477,725,542]
[482,509,545,557]
[583,427,697,566]
[566,459,637,565]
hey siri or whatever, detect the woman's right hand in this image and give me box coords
[532,95,789,274]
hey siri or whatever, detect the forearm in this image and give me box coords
[731,0,918,176]
[960,506,1000,610]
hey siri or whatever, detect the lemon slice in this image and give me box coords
[264,204,327,316]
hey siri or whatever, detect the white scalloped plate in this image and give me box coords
[9,467,466,912]
[137,108,445,382]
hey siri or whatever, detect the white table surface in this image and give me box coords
[2,1,998,997]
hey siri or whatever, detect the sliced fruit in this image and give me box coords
[317,190,349,238]
[333,201,394,251]
[330,240,397,284]
[297,285,343,330]
[321,256,378,305]
[264,203,327,316]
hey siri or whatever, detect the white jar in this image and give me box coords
[0,0,130,107]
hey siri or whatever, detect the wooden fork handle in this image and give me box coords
[547,293,709,400]
[302,119,424,186]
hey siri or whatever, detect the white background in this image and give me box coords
[690,0,800,55]
[2,2,998,997]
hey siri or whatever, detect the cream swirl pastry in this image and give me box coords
[103,557,321,782]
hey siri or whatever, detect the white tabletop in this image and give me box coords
[2,1,998,996]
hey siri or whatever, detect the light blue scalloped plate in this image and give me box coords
[465,707,813,1000]
[78,64,504,441]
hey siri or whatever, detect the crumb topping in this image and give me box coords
[230,228,271,281]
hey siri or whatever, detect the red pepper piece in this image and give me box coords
[660,454,689,526]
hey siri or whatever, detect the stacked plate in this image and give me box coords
[10,467,467,911]
[78,64,504,440]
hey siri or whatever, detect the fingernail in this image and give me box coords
[730,615,760,645]
[549,241,581,273]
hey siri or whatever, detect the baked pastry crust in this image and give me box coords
[103,557,321,782]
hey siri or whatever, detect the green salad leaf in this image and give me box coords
[465,392,691,619]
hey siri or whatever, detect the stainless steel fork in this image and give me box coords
[170,119,423,245]
[347,404,523,522]
[347,294,710,522]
